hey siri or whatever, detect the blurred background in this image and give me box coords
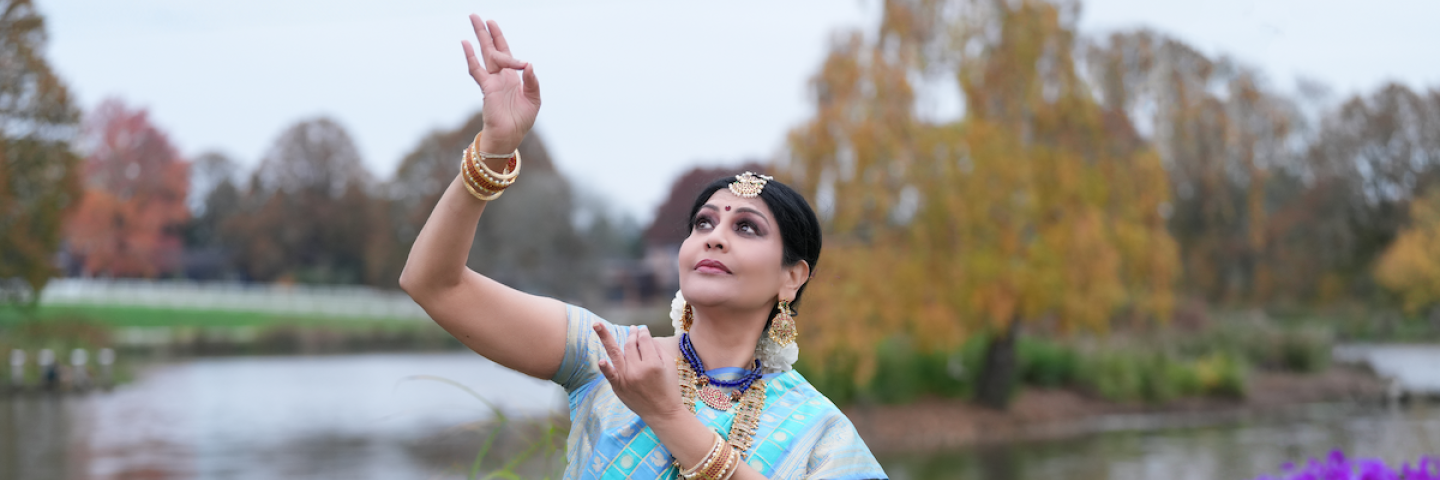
[3,0,1440,479]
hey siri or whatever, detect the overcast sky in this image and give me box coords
[40,0,1440,223]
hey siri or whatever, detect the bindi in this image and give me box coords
[724,206,731,211]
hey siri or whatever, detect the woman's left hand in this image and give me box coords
[594,323,685,422]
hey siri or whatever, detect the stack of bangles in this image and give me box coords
[459,132,522,201]
[677,432,740,480]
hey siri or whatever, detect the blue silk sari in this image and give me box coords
[551,305,887,479]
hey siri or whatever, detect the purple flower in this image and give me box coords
[1253,450,1439,480]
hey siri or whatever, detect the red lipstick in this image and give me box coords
[694,259,731,274]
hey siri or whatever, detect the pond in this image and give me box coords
[1,352,565,479]
[2,348,1437,479]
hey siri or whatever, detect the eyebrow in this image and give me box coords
[701,204,771,226]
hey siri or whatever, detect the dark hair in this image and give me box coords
[686,175,823,315]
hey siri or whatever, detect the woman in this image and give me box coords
[399,14,887,479]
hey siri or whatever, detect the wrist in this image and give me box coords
[476,135,520,158]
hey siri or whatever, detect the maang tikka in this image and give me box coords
[729,171,773,198]
[768,300,797,346]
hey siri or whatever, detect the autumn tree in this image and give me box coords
[0,0,82,308]
[224,117,384,284]
[62,99,190,278]
[1375,188,1440,320]
[388,112,595,299]
[783,0,1178,408]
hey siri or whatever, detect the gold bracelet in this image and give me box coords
[468,153,518,189]
[459,156,504,201]
[463,153,513,192]
[469,131,518,159]
[718,445,740,480]
[468,131,522,182]
[701,445,734,480]
[677,432,725,479]
[468,145,521,182]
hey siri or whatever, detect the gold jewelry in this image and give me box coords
[703,445,736,479]
[676,432,726,479]
[457,132,523,202]
[728,171,773,198]
[459,154,504,201]
[675,357,767,460]
[767,299,797,346]
[681,303,695,332]
[469,131,518,160]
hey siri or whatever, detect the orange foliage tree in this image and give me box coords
[781,0,1178,408]
[64,99,190,278]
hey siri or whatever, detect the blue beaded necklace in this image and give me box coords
[679,332,763,404]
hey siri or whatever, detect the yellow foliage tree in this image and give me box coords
[1375,188,1440,317]
[781,0,1178,408]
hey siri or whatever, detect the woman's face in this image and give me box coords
[677,189,788,313]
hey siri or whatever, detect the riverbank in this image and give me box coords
[845,365,1388,454]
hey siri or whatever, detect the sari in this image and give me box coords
[551,304,888,479]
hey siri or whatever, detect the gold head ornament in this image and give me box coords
[728,171,774,198]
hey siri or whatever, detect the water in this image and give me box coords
[0,352,565,480]
[3,348,1438,480]
[879,403,1440,480]
[1335,344,1440,395]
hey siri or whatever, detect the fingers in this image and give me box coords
[487,20,512,55]
[469,14,500,74]
[626,326,643,363]
[522,63,541,104]
[636,325,657,361]
[643,325,665,360]
[488,50,529,71]
[594,322,625,376]
[461,41,489,84]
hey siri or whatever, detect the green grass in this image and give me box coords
[1,303,425,329]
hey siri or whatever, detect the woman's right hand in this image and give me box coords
[462,15,540,155]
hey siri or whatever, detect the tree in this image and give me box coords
[388,112,594,299]
[0,0,82,308]
[782,0,1178,408]
[1375,187,1440,321]
[182,151,243,278]
[224,117,382,284]
[64,99,191,278]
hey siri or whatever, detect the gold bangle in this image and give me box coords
[678,432,725,479]
[469,131,518,159]
[702,445,734,480]
[468,154,517,189]
[463,153,512,192]
[468,131,522,181]
[460,157,503,201]
[718,445,740,480]
[468,145,521,182]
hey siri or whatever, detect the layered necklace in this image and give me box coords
[675,332,767,457]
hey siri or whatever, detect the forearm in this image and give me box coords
[398,174,487,294]
[648,411,766,479]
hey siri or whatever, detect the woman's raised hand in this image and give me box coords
[462,15,540,155]
[594,323,686,422]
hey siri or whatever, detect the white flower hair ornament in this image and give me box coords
[670,290,797,374]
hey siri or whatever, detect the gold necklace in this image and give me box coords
[675,357,766,458]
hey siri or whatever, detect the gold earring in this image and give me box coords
[682,303,695,332]
[768,300,797,346]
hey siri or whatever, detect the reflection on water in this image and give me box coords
[880,403,1440,480]
[0,352,565,480]
[3,350,1439,480]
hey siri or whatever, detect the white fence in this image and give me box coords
[39,278,429,320]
